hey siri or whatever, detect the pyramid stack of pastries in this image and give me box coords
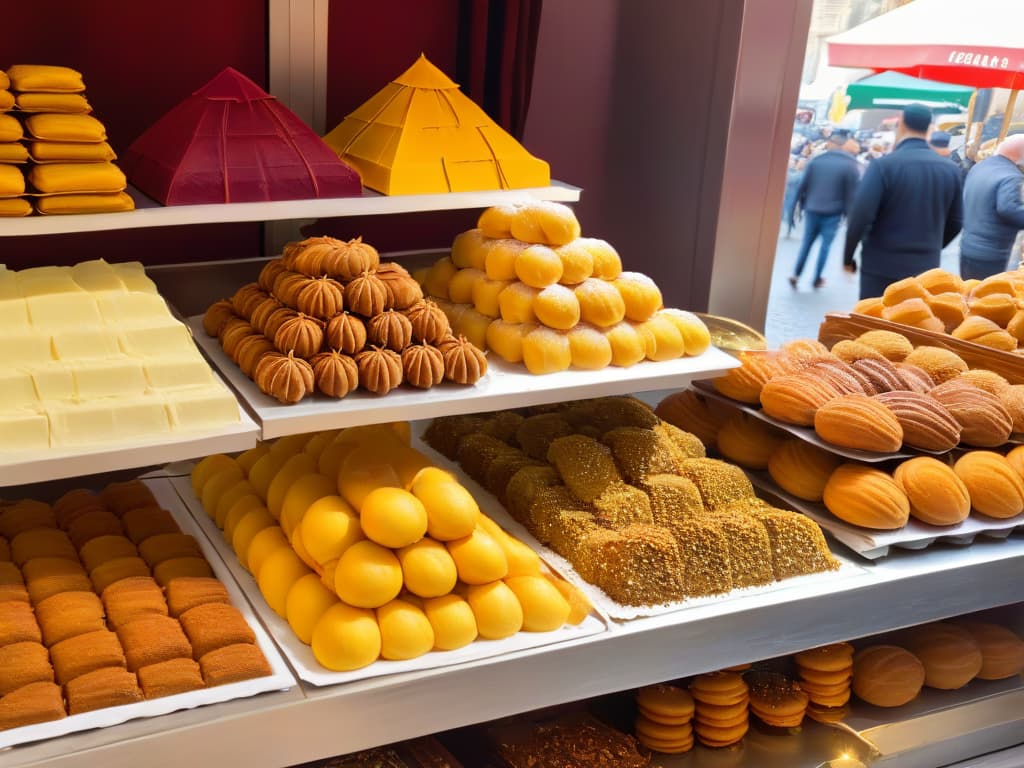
[425,396,839,607]
[202,235,487,404]
[0,479,271,731]
[191,422,592,673]
[854,268,1024,351]
[0,259,240,456]
[1,65,133,215]
[414,201,711,374]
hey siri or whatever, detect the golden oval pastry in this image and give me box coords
[968,293,1018,327]
[823,463,910,530]
[892,457,971,526]
[637,683,696,719]
[830,339,886,364]
[881,297,935,327]
[760,373,838,426]
[872,391,960,451]
[999,385,1024,433]
[780,338,831,367]
[925,291,969,332]
[930,380,1013,447]
[951,620,1024,680]
[767,439,842,502]
[954,451,1024,518]
[852,645,925,707]
[958,369,1011,395]
[882,277,929,307]
[850,357,906,394]
[952,315,1017,351]
[1006,308,1024,341]
[917,267,963,296]
[903,346,969,384]
[814,395,903,453]
[971,274,1017,299]
[856,330,914,362]
[853,297,884,317]
[795,642,854,672]
[894,362,934,394]
[715,413,785,470]
[655,390,727,448]
[803,360,866,396]
[712,351,783,404]
[900,623,983,690]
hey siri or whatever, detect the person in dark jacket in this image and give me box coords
[844,104,964,299]
[788,131,860,289]
[959,134,1024,279]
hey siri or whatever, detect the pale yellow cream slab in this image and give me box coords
[0,334,54,366]
[70,259,127,293]
[114,398,171,437]
[0,299,30,331]
[110,263,157,294]
[143,356,214,391]
[119,323,194,357]
[166,386,239,431]
[26,292,103,329]
[47,401,116,446]
[0,272,19,300]
[52,328,120,360]
[97,292,169,325]
[17,267,82,296]
[72,358,147,399]
[0,369,40,408]
[31,363,75,401]
[0,409,50,453]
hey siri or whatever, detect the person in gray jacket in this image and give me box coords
[960,135,1024,279]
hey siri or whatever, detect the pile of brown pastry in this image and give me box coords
[0,480,271,732]
[425,396,838,607]
[202,236,487,404]
[854,267,1024,350]
[711,332,1023,453]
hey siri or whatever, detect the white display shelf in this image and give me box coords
[0,183,580,237]
[6,532,1022,768]
[188,315,740,439]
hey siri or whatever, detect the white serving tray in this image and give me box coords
[750,472,1024,560]
[0,477,295,750]
[188,315,740,439]
[169,475,607,688]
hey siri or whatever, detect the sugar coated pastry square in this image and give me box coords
[575,524,685,605]
[121,506,180,545]
[99,480,157,516]
[50,629,127,685]
[0,682,66,731]
[65,667,143,715]
[0,642,54,696]
[179,603,255,659]
[164,577,230,618]
[199,643,271,686]
[0,601,42,646]
[35,591,105,645]
[116,614,192,671]
[0,500,56,539]
[11,528,77,565]
[153,557,212,587]
[101,576,168,628]
[137,533,202,568]
[137,657,205,699]
[592,482,654,529]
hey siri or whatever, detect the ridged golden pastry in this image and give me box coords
[767,439,842,502]
[930,380,1013,447]
[856,330,914,362]
[954,451,1024,518]
[1006,308,1024,341]
[850,357,906,394]
[715,413,785,470]
[759,373,838,426]
[882,277,928,306]
[822,464,910,530]
[677,458,755,511]
[853,645,925,707]
[1007,444,1024,480]
[892,457,971,525]
[900,623,982,690]
[65,667,143,715]
[903,346,969,384]
[971,274,1017,299]
[852,297,884,317]
[958,369,1011,395]
[872,391,960,451]
[917,267,963,296]
[830,339,886,364]
[803,360,866,396]
[968,293,1018,327]
[925,292,968,332]
[952,315,1016,351]
[951,620,1024,680]
[882,297,936,328]
[780,338,831,366]
[654,390,727,448]
[999,385,1024,433]
[894,362,935,394]
[712,351,783,404]
[814,395,903,452]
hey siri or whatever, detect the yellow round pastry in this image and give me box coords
[657,309,711,356]
[466,580,523,639]
[231,507,277,564]
[613,272,663,322]
[451,229,488,270]
[423,594,478,650]
[269,433,314,457]
[497,282,539,324]
[472,274,514,318]
[603,321,647,367]
[521,326,572,374]
[515,244,564,288]
[901,623,983,690]
[503,575,570,632]
[903,346,969,384]
[853,645,925,706]
[359,488,428,549]
[290,526,319,570]
[311,602,381,671]
[822,464,910,530]
[952,619,1024,680]
[300,495,363,565]
[334,540,403,609]
[302,430,342,461]
[500,535,543,577]
[543,574,592,625]
[574,278,626,328]
[410,478,479,541]
[235,444,271,474]
[279,472,335,539]
[484,239,525,281]
[398,538,458,598]
[317,441,357,480]
[767,439,842,502]
[223,495,267,542]
[423,256,458,301]
[200,465,246,518]
[634,316,685,362]
[1006,444,1024,480]
[637,684,696,719]
[533,284,581,330]
[245,526,289,575]
[795,642,854,673]
[446,527,509,584]
[486,319,535,363]
[337,449,403,512]
[286,573,338,644]
[447,267,481,305]
[892,457,970,526]
[191,454,240,499]
[567,323,613,369]
[257,546,313,618]
[376,599,435,660]
[214,480,259,528]
[856,330,914,362]
[954,451,1024,518]
[508,201,581,246]
[882,277,928,307]
[248,450,291,500]
[266,453,317,520]
[553,241,594,284]
[716,413,784,470]
[577,237,622,279]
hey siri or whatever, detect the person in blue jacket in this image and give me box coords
[843,104,963,299]
[959,134,1024,279]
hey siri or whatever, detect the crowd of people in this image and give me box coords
[782,103,1024,298]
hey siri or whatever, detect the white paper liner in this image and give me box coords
[168,476,607,688]
[411,427,865,622]
[187,315,740,440]
[749,472,1024,560]
[0,477,295,750]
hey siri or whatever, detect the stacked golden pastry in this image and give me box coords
[634,684,695,754]
[0,65,133,215]
[0,480,271,732]
[203,236,487,404]
[191,423,591,673]
[415,201,711,374]
[425,396,838,607]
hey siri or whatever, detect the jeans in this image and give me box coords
[960,252,1010,281]
[793,211,841,283]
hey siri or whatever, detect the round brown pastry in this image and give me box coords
[66,508,123,551]
[954,451,1024,518]
[216,316,250,346]
[254,351,314,404]
[179,603,255,659]
[220,321,256,361]
[355,346,403,395]
[262,307,299,341]
[367,309,413,351]
[236,334,276,378]
[10,528,77,565]
[101,577,169,629]
[344,270,388,317]
[796,642,854,673]
[272,271,310,308]
[712,351,783,404]
[881,297,935,326]
[952,315,1017,351]
[654,390,728,448]
[322,237,380,282]
[999,384,1024,433]
[406,299,452,344]
[52,489,103,529]
[295,276,344,320]
[273,313,325,358]
[311,350,359,398]
[401,342,444,389]
[951,620,1024,680]
[852,297,884,317]
[202,300,235,337]
[746,671,809,728]
[850,357,906,394]
[918,267,963,296]
[872,391,960,451]
[441,335,488,384]
[900,623,983,690]
[925,291,969,332]
[325,311,368,355]
[99,480,157,517]
[892,456,971,525]
[152,557,213,587]
[257,258,288,292]
[903,346,969,384]
[969,292,1018,327]
[804,360,866,396]
[882,277,928,307]
[894,362,935,393]
[958,369,1011,395]
[716,412,784,470]
[767,438,842,502]
[1007,308,1024,341]
[814,395,903,453]
[249,296,283,334]
[830,339,886,364]
[780,338,832,367]
[286,235,341,275]
[376,262,423,310]
[230,283,265,319]
[930,380,1013,447]
[164,577,229,619]
[822,463,910,529]
[759,373,838,426]
[855,330,914,362]
[853,645,925,707]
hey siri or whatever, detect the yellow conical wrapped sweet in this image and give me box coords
[515,245,564,288]
[466,581,523,639]
[192,454,239,498]
[377,599,435,660]
[236,444,271,474]
[498,282,539,324]
[451,306,491,350]
[533,284,580,330]
[267,453,317,520]
[337,450,403,511]
[446,527,509,584]
[604,321,646,367]
[522,327,572,374]
[300,496,363,565]
[500,535,542,577]
[312,602,381,671]
[543,573,592,625]
[390,446,433,489]
[504,575,570,632]
[567,323,613,370]
[214,480,259,528]
[487,319,536,363]
[410,477,480,541]
[201,466,246,518]
[258,547,313,617]
[424,594,478,650]
[318,441,357,480]
[509,202,580,246]
[246,526,289,575]
[286,573,338,644]
[360,487,428,548]
[575,278,626,328]
[449,267,483,304]
[334,540,403,608]
[478,205,517,239]
[398,538,458,597]
[280,473,335,539]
